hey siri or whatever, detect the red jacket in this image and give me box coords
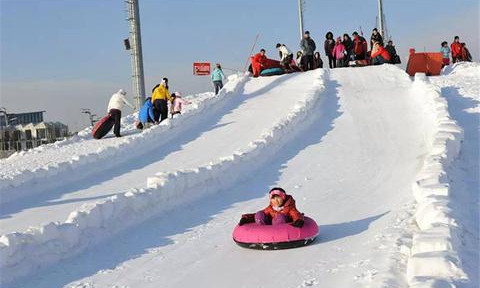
[371,46,391,61]
[353,36,367,56]
[251,52,267,66]
[262,195,303,222]
[451,42,462,57]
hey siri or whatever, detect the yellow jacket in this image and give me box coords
[151,85,172,102]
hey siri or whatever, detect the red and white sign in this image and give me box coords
[193,62,211,75]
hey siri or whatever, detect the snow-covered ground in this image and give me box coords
[1,63,478,288]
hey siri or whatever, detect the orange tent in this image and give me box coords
[406,49,443,76]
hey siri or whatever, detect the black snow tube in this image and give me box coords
[92,114,115,139]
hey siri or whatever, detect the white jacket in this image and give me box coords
[107,89,134,112]
[278,45,292,61]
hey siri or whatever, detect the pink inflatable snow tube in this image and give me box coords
[233,216,319,249]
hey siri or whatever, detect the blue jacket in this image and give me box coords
[139,97,154,123]
[440,46,450,59]
[211,68,225,82]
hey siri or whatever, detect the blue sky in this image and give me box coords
[1,0,479,131]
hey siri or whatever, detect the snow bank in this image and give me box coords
[0,74,247,205]
[406,74,467,286]
[0,70,328,285]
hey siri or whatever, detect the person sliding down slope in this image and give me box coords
[238,187,304,228]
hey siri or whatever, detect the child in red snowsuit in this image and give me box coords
[238,187,304,227]
[450,36,462,63]
[250,49,267,77]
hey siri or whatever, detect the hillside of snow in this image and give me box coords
[1,63,478,288]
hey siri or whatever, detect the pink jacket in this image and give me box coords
[332,42,346,60]
[171,97,190,113]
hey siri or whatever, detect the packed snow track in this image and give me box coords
[2,64,478,288]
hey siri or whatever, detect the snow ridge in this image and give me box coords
[0,74,248,205]
[0,70,327,285]
[407,74,467,287]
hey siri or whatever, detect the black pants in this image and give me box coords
[153,99,168,123]
[327,55,336,68]
[302,55,314,70]
[280,54,293,71]
[354,54,366,60]
[371,56,386,65]
[213,81,223,95]
[109,109,121,136]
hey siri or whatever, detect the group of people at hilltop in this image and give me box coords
[250,31,324,77]
[440,36,472,67]
[325,28,400,68]
[250,28,401,77]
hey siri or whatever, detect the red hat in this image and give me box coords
[269,187,286,201]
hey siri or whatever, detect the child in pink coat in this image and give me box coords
[332,37,346,68]
[170,92,190,117]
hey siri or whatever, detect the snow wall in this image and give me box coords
[407,73,467,287]
[0,69,328,285]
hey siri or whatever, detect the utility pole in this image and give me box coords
[377,0,385,38]
[126,0,146,110]
[297,0,304,39]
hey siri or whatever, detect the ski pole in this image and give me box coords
[243,33,260,73]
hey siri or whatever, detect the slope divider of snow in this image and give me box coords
[406,73,467,287]
[0,70,328,285]
[0,74,248,206]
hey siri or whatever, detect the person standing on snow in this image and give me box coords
[460,43,472,62]
[324,32,336,69]
[332,37,346,68]
[370,28,383,50]
[342,33,354,66]
[440,41,451,67]
[107,89,134,137]
[151,78,173,123]
[300,31,316,71]
[250,49,267,77]
[352,32,368,60]
[450,36,462,63]
[211,63,226,95]
[276,43,294,72]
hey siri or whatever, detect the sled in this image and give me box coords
[348,59,370,67]
[233,216,319,250]
[406,49,443,76]
[260,67,285,76]
[92,114,115,139]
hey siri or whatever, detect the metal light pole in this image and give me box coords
[377,0,384,38]
[126,0,146,110]
[297,0,304,39]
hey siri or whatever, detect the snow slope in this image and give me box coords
[2,64,478,288]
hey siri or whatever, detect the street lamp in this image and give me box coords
[81,109,98,127]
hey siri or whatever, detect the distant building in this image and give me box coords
[0,111,45,126]
[0,111,69,158]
